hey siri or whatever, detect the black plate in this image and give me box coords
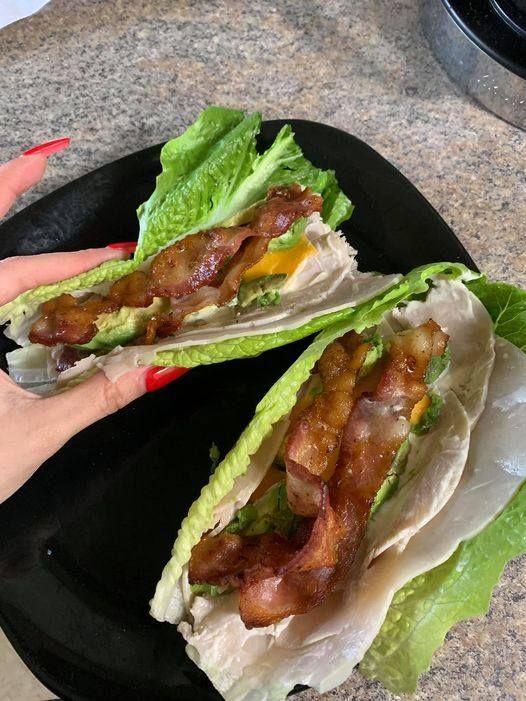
[0,120,476,701]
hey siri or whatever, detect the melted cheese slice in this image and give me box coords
[410,394,430,424]
[242,235,317,282]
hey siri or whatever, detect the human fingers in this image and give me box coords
[0,368,147,503]
[0,247,129,305]
[0,365,189,503]
[0,154,48,218]
[40,368,149,444]
[42,365,191,447]
[0,138,71,218]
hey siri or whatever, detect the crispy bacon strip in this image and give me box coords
[188,333,366,623]
[31,271,154,346]
[239,321,449,627]
[188,321,449,628]
[238,486,342,626]
[148,227,253,300]
[107,270,154,308]
[252,184,323,236]
[28,293,119,346]
[285,337,370,515]
[189,531,297,589]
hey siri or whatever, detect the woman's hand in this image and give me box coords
[0,149,181,503]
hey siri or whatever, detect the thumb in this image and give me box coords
[42,368,147,443]
[0,368,147,504]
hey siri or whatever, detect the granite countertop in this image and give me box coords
[0,1,525,699]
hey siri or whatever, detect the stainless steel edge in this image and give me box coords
[421,0,526,130]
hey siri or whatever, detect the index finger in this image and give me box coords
[0,248,129,305]
[0,155,48,218]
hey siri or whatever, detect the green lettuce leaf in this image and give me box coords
[268,218,307,252]
[468,277,526,352]
[318,169,355,230]
[150,262,474,620]
[270,165,353,232]
[136,108,354,263]
[360,482,526,693]
[361,275,526,693]
[135,116,352,263]
[135,111,262,261]
[136,106,245,250]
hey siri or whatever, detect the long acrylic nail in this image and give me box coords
[145,366,189,392]
[107,241,137,253]
[22,137,71,157]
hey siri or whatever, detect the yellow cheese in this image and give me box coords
[242,235,317,283]
[411,394,430,425]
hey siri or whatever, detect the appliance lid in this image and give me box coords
[445,0,526,79]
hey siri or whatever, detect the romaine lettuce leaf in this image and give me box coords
[318,169,355,230]
[136,106,245,251]
[360,481,526,693]
[135,111,262,261]
[360,275,526,693]
[5,343,55,387]
[468,277,526,351]
[270,165,353,232]
[136,115,353,263]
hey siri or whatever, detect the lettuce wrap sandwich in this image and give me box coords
[150,263,526,700]
[1,106,399,391]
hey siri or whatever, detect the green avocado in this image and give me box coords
[237,274,287,309]
[75,297,168,351]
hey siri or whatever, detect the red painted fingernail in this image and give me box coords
[145,366,189,392]
[22,137,71,157]
[107,241,137,253]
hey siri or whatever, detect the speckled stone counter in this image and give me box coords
[0,1,525,699]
